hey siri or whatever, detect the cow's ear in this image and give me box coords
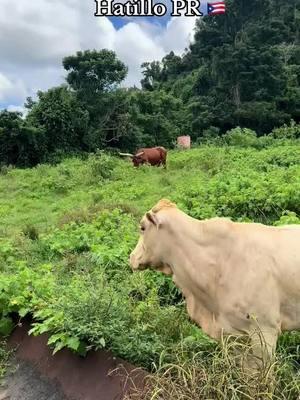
[146,212,160,228]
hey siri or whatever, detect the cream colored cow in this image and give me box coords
[130,199,300,368]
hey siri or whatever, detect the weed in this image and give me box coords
[124,336,300,400]
[22,224,39,240]
[0,340,12,384]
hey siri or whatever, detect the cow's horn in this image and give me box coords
[119,152,134,158]
[135,151,145,157]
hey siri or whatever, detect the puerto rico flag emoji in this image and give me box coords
[207,1,226,15]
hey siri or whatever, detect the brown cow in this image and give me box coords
[130,199,300,371]
[119,147,167,168]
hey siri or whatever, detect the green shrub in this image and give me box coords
[271,120,300,139]
[88,150,116,180]
[201,126,221,142]
[0,165,14,176]
[274,211,300,226]
[222,127,258,147]
[22,224,39,240]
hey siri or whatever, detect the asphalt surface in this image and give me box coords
[3,322,145,400]
[0,359,66,400]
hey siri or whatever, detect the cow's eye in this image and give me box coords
[140,225,146,232]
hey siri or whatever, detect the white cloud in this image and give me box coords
[6,105,28,119]
[95,16,196,86]
[0,0,79,67]
[160,16,196,53]
[114,22,165,86]
[0,73,12,97]
[0,72,28,104]
[0,0,197,109]
[6,105,25,113]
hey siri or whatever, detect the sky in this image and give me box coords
[0,0,208,113]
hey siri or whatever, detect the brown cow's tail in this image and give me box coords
[155,147,167,156]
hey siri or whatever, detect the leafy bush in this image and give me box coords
[200,126,221,142]
[0,210,204,368]
[222,127,258,147]
[0,165,13,176]
[271,120,300,139]
[273,211,300,226]
[22,224,39,240]
[88,150,117,180]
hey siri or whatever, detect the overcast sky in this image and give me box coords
[0,0,206,112]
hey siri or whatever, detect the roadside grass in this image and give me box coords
[0,143,300,397]
[0,340,12,385]
[124,338,300,400]
[124,328,300,399]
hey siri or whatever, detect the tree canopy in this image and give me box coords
[0,0,299,166]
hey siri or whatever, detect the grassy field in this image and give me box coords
[0,143,300,397]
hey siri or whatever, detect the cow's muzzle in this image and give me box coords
[129,252,148,271]
[129,252,139,271]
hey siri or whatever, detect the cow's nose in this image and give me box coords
[129,252,135,269]
[129,252,139,271]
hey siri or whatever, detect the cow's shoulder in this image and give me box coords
[203,217,235,239]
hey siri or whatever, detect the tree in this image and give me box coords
[148,0,300,136]
[127,89,184,148]
[141,61,162,91]
[62,50,129,150]
[140,53,183,90]
[27,86,89,153]
[82,88,134,151]
[0,110,46,167]
[63,49,127,98]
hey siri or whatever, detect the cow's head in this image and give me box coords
[129,199,176,275]
[132,151,145,167]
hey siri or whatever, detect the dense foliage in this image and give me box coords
[0,141,300,369]
[0,136,299,397]
[0,1,299,396]
[143,0,300,137]
[0,0,299,167]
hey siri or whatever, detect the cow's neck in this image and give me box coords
[163,213,222,292]
[162,213,231,339]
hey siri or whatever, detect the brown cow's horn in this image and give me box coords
[119,152,134,157]
[135,151,145,157]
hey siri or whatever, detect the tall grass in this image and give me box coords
[0,144,300,397]
[123,335,300,399]
[0,340,12,385]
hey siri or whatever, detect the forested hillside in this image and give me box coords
[142,0,300,136]
[0,0,299,167]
